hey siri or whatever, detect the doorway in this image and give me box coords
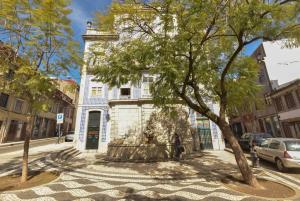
[86,111,101,150]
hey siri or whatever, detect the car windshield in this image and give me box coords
[285,141,300,151]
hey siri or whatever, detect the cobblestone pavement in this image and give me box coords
[0,168,265,201]
[0,151,299,201]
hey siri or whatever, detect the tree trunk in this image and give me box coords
[219,120,262,188]
[21,115,34,183]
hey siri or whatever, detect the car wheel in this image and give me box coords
[276,158,286,172]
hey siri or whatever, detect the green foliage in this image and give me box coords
[92,0,300,121]
[0,0,81,112]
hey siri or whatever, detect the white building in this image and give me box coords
[74,21,225,153]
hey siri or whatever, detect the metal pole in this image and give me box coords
[57,124,61,144]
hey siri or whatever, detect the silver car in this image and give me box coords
[256,138,300,172]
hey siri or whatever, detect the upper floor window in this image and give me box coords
[142,76,154,98]
[284,92,296,109]
[14,99,24,113]
[120,88,131,99]
[91,87,103,97]
[51,103,59,113]
[258,71,265,84]
[264,94,272,105]
[64,108,70,118]
[0,93,9,108]
[274,97,284,112]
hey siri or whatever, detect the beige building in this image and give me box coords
[0,80,79,143]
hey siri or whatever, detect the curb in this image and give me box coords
[0,137,60,148]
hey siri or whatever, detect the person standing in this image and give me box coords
[174,133,182,160]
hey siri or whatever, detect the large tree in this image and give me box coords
[0,0,81,182]
[92,0,300,187]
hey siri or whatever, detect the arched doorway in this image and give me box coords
[86,111,101,150]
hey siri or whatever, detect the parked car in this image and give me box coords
[239,132,272,150]
[65,131,74,142]
[256,138,300,171]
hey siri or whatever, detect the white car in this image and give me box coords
[65,131,74,142]
[256,138,300,172]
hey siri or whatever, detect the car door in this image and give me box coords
[257,139,270,160]
[267,140,281,162]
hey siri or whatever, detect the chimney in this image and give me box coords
[87,21,92,29]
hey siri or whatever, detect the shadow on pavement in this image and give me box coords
[91,151,254,183]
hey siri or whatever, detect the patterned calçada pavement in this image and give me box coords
[0,167,267,201]
[0,150,299,201]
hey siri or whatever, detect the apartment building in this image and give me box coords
[270,79,300,138]
[0,80,79,143]
[74,21,225,153]
[230,41,300,138]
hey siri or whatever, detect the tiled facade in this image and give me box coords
[74,24,225,153]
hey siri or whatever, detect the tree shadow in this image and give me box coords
[90,151,253,183]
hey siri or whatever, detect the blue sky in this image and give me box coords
[69,0,112,82]
[68,0,261,82]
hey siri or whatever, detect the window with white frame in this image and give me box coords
[91,87,103,97]
[142,76,154,98]
[14,99,24,113]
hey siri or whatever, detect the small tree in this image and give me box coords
[0,0,81,182]
[91,1,300,188]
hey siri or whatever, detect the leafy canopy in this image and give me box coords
[0,0,81,112]
[92,0,300,122]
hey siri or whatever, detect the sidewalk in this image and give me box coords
[0,142,74,176]
[223,148,300,191]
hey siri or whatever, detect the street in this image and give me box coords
[0,137,60,155]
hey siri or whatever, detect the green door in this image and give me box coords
[86,111,101,150]
[197,118,213,150]
[198,128,213,150]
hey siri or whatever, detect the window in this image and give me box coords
[269,141,280,149]
[258,119,265,132]
[14,99,24,113]
[142,76,154,98]
[258,71,265,83]
[64,108,70,118]
[274,97,284,112]
[260,140,269,148]
[264,94,272,105]
[283,123,293,138]
[284,141,300,151]
[0,93,9,108]
[91,87,102,97]
[284,92,296,109]
[120,88,131,99]
[51,103,58,113]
